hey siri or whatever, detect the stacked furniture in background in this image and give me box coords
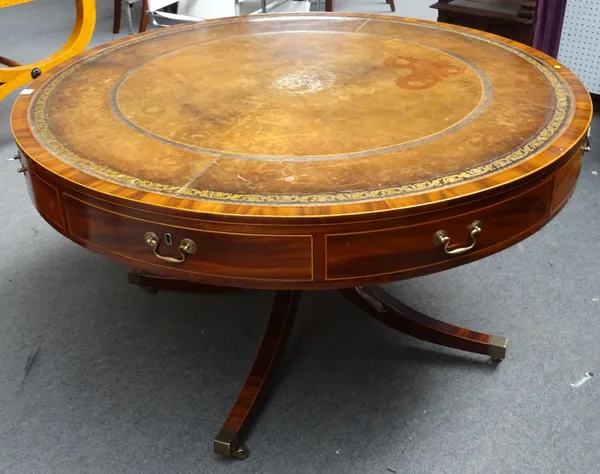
[430,0,537,45]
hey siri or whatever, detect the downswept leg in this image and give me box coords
[342,287,507,360]
[214,290,302,459]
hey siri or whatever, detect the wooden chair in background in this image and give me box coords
[114,0,149,34]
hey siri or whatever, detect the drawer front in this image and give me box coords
[326,177,554,280]
[64,195,313,281]
[27,170,65,230]
[551,149,582,214]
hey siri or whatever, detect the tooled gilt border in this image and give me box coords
[30,18,573,205]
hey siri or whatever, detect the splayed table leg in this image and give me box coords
[341,286,507,361]
[214,290,301,459]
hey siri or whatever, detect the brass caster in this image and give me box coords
[214,428,249,460]
[140,283,158,295]
[232,445,249,460]
[488,335,508,361]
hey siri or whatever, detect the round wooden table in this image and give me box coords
[11,13,592,460]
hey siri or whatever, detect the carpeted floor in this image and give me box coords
[1,1,599,473]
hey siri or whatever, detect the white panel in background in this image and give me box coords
[558,0,600,94]
[177,0,236,19]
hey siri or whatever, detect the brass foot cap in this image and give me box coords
[489,335,508,361]
[214,428,249,460]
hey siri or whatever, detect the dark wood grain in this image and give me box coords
[342,287,499,356]
[113,0,121,34]
[139,0,149,33]
[26,171,65,230]
[326,174,554,281]
[63,194,314,283]
[550,150,583,215]
[12,138,588,290]
[431,0,537,45]
[214,290,301,458]
[0,56,22,67]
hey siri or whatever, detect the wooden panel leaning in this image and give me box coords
[430,0,538,45]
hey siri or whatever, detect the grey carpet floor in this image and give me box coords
[1,1,599,473]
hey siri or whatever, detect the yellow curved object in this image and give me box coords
[0,0,96,102]
[0,1,36,7]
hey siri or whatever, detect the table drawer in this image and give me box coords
[27,170,65,230]
[326,177,554,280]
[64,195,313,282]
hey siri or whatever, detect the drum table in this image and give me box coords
[11,13,592,460]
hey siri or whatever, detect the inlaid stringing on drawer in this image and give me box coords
[63,195,314,281]
[325,177,554,280]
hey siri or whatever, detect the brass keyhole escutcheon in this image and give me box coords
[144,231,197,263]
[433,220,482,256]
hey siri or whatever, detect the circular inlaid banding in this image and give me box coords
[114,32,488,159]
[27,17,574,206]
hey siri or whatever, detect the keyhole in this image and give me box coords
[165,233,173,246]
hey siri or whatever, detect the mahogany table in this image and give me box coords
[11,13,592,460]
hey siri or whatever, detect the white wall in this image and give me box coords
[178,0,236,18]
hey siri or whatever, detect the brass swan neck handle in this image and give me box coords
[144,231,197,263]
[432,221,482,256]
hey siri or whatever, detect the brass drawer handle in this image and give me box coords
[583,126,591,152]
[433,221,482,256]
[144,231,197,263]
